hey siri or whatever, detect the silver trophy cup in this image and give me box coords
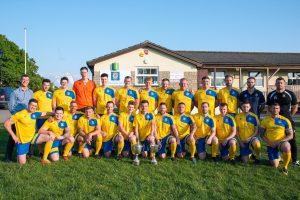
[133,143,142,166]
[150,144,159,165]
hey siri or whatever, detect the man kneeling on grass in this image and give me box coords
[4,98,52,165]
[39,106,74,163]
[260,103,293,175]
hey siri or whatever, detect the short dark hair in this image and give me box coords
[159,102,167,107]
[70,100,77,105]
[20,74,29,80]
[225,74,234,79]
[28,98,38,105]
[128,100,135,106]
[141,100,149,105]
[219,103,228,108]
[178,102,185,107]
[60,76,69,83]
[241,100,251,105]
[276,77,286,82]
[55,106,64,112]
[162,78,170,83]
[201,102,209,106]
[106,101,115,106]
[101,73,108,78]
[202,76,210,81]
[247,77,256,81]
[42,79,51,84]
[80,67,88,72]
[124,76,132,80]
[272,103,281,107]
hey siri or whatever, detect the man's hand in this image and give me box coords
[48,131,55,140]
[206,136,212,145]
[222,139,228,146]
[12,135,20,144]
[102,132,107,137]
[56,136,64,140]
[86,134,93,144]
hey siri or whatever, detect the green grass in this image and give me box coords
[0,123,299,199]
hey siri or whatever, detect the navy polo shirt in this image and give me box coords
[239,89,265,116]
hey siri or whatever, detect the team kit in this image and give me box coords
[4,67,298,176]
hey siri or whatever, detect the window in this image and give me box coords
[288,72,300,85]
[249,71,263,87]
[210,71,225,87]
[135,67,159,85]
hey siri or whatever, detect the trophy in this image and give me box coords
[150,144,159,165]
[133,143,142,166]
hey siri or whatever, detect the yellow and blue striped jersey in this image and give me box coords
[218,87,240,114]
[261,115,292,143]
[116,87,139,113]
[155,87,175,113]
[33,90,53,112]
[172,89,194,115]
[118,112,134,138]
[193,113,215,139]
[174,114,195,139]
[155,113,175,139]
[93,86,116,115]
[214,114,236,142]
[194,88,217,116]
[100,113,119,142]
[42,119,69,137]
[139,89,158,113]
[133,113,155,141]
[53,88,76,112]
[10,109,42,143]
[235,112,259,141]
[78,116,100,136]
[63,111,84,136]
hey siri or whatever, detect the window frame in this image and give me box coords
[248,71,264,87]
[209,71,226,88]
[135,66,159,86]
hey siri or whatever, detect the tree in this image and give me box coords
[0,34,44,91]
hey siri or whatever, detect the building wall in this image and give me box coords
[93,48,197,90]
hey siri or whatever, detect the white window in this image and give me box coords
[210,71,225,87]
[135,67,159,86]
[288,72,300,85]
[249,71,263,87]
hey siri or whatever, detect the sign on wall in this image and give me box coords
[170,72,184,82]
[101,70,131,85]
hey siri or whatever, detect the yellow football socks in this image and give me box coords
[190,140,196,158]
[43,141,53,160]
[95,135,102,155]
[63,142,73,157]
[252,141,261,159]
[211,143,219,158]
[282,152,291,169]
[229,144,236,160]
[170,142,177,158]
[117,141,124,155]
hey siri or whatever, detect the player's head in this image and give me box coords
[55,106,64,120]
[60,77,69,89]
[225,74,234,87]
[85,106,94,118]
[144,77,152,89]
[80,67,89,79]
[42,79,51,91]
[159,102,167,115]
[140,100,149,113]
[179,78,188,90]
[70,100,78,113]
[161,78,170,90]
[201,76,210,88]
[271,103,281,115]
[28,98,38,112]
[106,101,114,114]
[178,102,186,114]
[101,73,108,86]
[275,77,286,91]
[124,76,132,87]
[219,103,228,116]
[241,101,251,113]
[127,100,135,113]
[20,74,30,87]
[201,102,210,114]
[247,77,256,89]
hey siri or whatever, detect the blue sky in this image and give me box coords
[1,0,300,83]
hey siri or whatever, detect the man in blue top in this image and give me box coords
[5,74,33,162]
[239,77,265,119]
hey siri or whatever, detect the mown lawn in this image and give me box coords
[0,123,299,200]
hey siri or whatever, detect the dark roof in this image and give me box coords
[86,40,201,69]
[176,51,300,65]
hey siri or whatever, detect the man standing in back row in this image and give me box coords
[267,77,299,166]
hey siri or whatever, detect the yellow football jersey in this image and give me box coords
[78,116,100,136]
[174,114,195,139]
[53,88,76,112]
[194,88,217,116]
[133,113,155,141]
[33,90,53,112]
[214,114,236,142]
[155,113,175,139]
[116,87,139,113]
[155,87,175,113]
[139,89,158,113]
[235,112,259,141]
[93,86,116,115]
[10,109,42,143]
[261,115,292,143]
[63,111,84,136]
[218,87,240,114]
[193,113,215,139]
[42,119,69,137]
[100,113,119,142]
[118,112,134,138]
[172,89,194,115]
